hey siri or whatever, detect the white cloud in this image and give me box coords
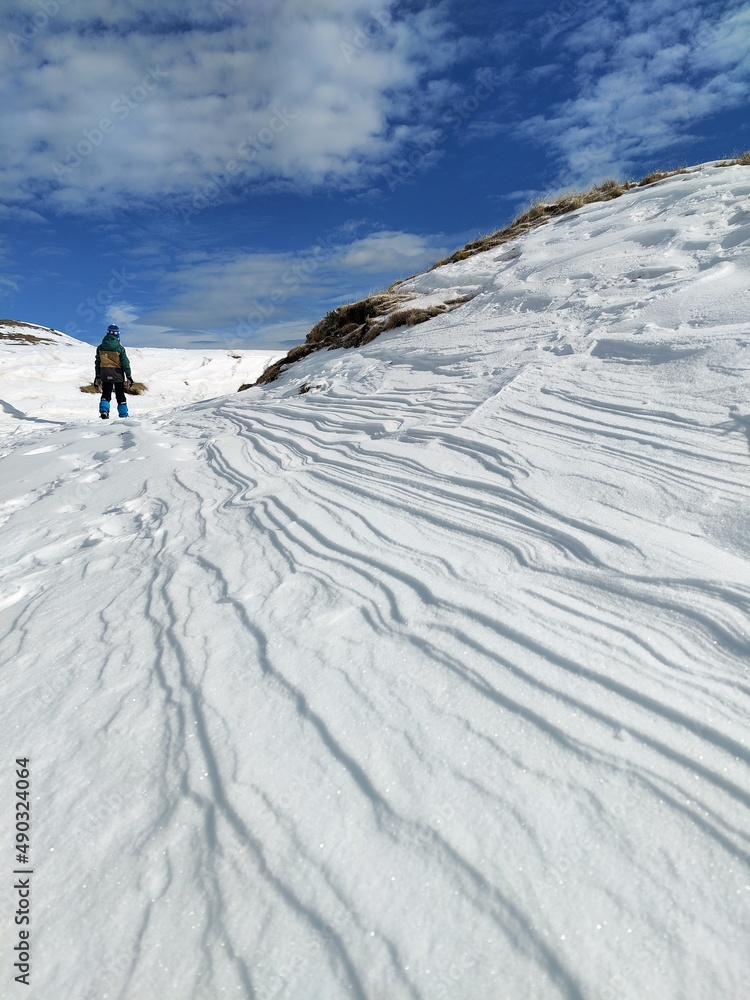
[33,244,71,258]
[0,204,47,223]
[0,275,20,298]
[337,231,449,271]
[106,302,140,328]
[0,237,20,299]
[527,0,750,184]
[131,228,450,345]
[1,1,462,214]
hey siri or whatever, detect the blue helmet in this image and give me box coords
[107,324,120,340]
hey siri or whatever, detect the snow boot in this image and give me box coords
[117,402,129,418]
[99,399,110,420]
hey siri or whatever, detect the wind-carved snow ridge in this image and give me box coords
[1,164,749,1000]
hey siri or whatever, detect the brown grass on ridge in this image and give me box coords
[430,156,747,270]
[717,150,750,166]
[0,318,58,344]
[243,157,750,389]
[430,177,633,268]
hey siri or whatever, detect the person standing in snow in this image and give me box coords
[94,324,134,419]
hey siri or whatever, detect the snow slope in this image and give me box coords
[1,164,749,1000]
[0,324,281,432]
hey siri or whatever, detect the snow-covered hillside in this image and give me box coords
[1,164,749,1000]
[0,322,281,430]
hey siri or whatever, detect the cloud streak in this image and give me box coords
[132,229,451,346]
[527,0,750,183]
[0,237,21,299]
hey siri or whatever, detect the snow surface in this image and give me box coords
[0,327,281,431]
[1,165,749,1000]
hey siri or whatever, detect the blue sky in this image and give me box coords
[1,0,749,349]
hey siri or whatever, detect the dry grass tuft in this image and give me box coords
[381,306,448,331]
[638,167,689,186]
[717,150,750,167]
[80,382,148,395]
[250,292,412,386]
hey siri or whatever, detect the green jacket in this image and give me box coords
[95,334,132,382]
